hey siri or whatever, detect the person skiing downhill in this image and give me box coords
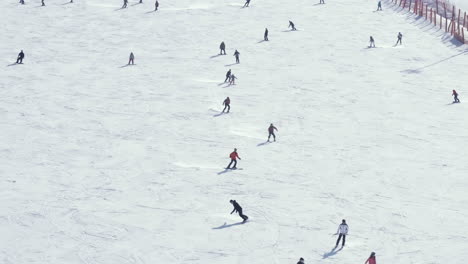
[396,32,402,45]
[335,219,348,247]
[377,1,382,11]
[365,252,377,264]
[226,148,241,169]
[453,90,460,103]
[264,28,269,41]
[222,97,231,113]
[243,0,250,7]
[369,36,375,48]
[233,50,240,63]
[230,200,248,222]
[297,257,305,264]
[16,50,25,64]
[128,52,135,65]
[220,42,226,55]
[267,123,278,142]
[229,74,237,85]
[122,0,128,8]
[289,20,297,31]
[155,0,159,11]
[224,69,231,82]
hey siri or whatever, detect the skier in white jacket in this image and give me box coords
[335,219,348,247]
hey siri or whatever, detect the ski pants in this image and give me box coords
[336,234,346,246]
[454,95,460,102]
[128,59,134,65]
[16,58,23,64]
[237,209,248,221]
[224,75,230,82]
[220,49,226,55]
[396,38,402,45]
[268,132,276,141]
[223,104,230,112]
[235,56,239,63]
[227,159,237,169]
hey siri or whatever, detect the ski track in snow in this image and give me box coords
[1,0,468,263]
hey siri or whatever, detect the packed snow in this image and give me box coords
[1,0,467,263]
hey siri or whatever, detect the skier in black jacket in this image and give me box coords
[16,50,25,64]
[264,28,269,41]
[224,69,231,82]
[297,258,305,264]
[230,200,248,222]
[219,41,226,55]
[233,50,240,63]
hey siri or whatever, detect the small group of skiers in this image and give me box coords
[224,69,237,85]
[122,0,159,10]
[368,32,402,48]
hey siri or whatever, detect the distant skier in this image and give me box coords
[128,52,135,65]
[396,32,402,45]
[297,258,305,264]
[335,219,348,247]
[41,0,45,6]
[16,50,25,64]
[267,123,278,142]
[377,1,382,11]
[19,0,24,4]
[222,97,231,113]
[264,28,269,41]
[155,0,159,11]
[220,41,226,55]
[452,89,460,103]
[319,0,325,3]
[229,74,237,85]
[365,252,377,264]
[369,36,375,48]
[243,0,250,7]
[224,69,231,82]
[122,0,128,8]
[233,50,240,63]
[289,20,297,31]
[230,200,248,222]
[226,148,241,169]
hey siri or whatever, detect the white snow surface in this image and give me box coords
[449,0,468,11]
[1,0,468,263]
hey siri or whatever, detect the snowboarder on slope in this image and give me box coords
[453,89,460,103]
[267,123,278,142]
[233,50,240,63]
[230,200,248,222]
[264,28,269,41]
[223,97,231,113]
[128,52,135,65]
[369,36,375,48]
[16,50,25,64]
[396,32,402,45]
[224,69,231,82]
[226,148,241,169]
[377,1,382,11]
[229,74,237,85]
[289,20,297,31]
[155,0,159,10]
[243,0,250,7]
[297,258,305,264]
[365,252,377,264]
[220,41,226,55]
[335,219,348,247]
[122,0,128,8]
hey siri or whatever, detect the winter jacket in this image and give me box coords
[453,90,458,96]
[230,151,240,160]
[268,125,277,133]
[224,98,230,105]
[365,256,376,264]
[337,223,348,235]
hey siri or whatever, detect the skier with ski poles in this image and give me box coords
[335,219,348,247]
[226,148,241,169]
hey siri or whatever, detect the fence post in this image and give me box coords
[426,4,428,19]
[444,3,447,32]
[409,0,412,11]
[464,12,466,29]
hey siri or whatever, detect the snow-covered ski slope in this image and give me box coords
[1,0,468,263]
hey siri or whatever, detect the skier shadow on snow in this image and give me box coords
[119,64,136,68]
[212,222,245,229]
[225,63,238,67]
[210,54,223,59]
[401,50,467,74]
[145,10,156,14]
[257,40,266,43]
[322,246,343,259]
[7,63,18,67]
[213,112,225,117]
[217,169,231,175]
[257,141,270,146]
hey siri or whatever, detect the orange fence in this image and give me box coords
[389,0,467,44]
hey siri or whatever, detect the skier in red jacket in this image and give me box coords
[365,252,376,264]
[267,123,278,142]
[226,148,241,169]
[453,89,460,103]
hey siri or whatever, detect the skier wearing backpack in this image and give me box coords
[226,148,241,169]
[365,252,377,264]
[453,90,460,103]
[222,97,231,113]
[230,200,248,222]
[267,123,278,142]
[335,219,348,247]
